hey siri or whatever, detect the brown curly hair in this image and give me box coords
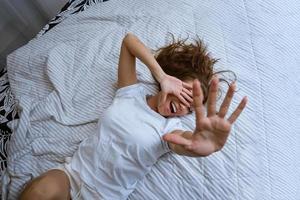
[155,34,234,104]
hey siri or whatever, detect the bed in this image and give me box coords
[2,0,300,199]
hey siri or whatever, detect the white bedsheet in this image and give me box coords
[3,0,300,199]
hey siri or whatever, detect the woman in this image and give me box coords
[20,33,247,200]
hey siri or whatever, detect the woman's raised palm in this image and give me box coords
[163,78,247,156]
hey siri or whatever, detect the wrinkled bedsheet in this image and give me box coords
[3,0,300,199]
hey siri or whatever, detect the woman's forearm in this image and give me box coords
[123,33,166,82]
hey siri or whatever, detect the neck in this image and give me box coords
[146,94,159,113]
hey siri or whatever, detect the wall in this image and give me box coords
[0,0,68,70]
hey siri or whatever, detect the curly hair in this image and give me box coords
[155,34,235,104]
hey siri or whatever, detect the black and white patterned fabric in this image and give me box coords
[37,0,109,37]
[0,68,18,171]
[0,0,108,175]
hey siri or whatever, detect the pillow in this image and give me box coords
[37,0,109,37]
[0,68,18,172]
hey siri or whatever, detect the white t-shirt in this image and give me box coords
[64,84,183,199]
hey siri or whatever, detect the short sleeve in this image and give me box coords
[161,118,183,152]
[115,84,142,98]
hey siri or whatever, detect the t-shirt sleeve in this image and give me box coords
[115,83,142,98]
[161,119,183,152]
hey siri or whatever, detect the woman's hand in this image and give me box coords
[158,74,193,108]
[163,78,247,157]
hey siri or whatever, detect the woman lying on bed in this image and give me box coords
[20,33,247,200]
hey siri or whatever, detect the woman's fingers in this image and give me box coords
[228,96,248,124]
[177,86,193,106]
[180,90,193,103]
[207,78,219,117]
[182,81,193,90]
[177,85,193,106]
[218,82,236,118]
[182,88,193,98]
[192,80,205,126]
[178,94,190,107]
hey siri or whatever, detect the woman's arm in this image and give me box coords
[118,33,192,106]
[118,33,166,88]
[163,78,247,157]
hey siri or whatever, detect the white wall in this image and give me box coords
[0,0,68,70]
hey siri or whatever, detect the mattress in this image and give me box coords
[3,0,300,199]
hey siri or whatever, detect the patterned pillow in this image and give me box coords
[38,0,109,37]
[0,68,18,171]
[0,0,109,176]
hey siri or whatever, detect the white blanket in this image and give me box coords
[3,0,300,199]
